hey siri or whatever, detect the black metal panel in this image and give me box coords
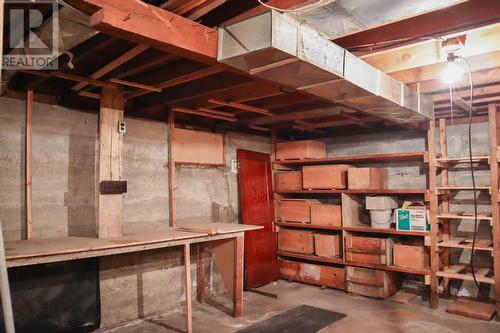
[100,180,127,195]
[0,259,100,333]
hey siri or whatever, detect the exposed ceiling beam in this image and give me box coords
[20,70,116,89]
[208,99,274,116]
[172,106,237,122]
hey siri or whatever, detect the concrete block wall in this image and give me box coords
[0,96,271,327]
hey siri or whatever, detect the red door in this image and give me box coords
[237,149,278,288]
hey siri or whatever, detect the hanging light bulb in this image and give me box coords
[441,55,464,85]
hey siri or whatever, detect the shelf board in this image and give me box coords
[277,251,345,265]
[273,151,427,166]
[345,262,430,275]
[276,189,428,195]
[435,156,489,167]
[437,237,493,252]
[437,213,492,221]
[436,186,491,192]
[276,222,343,231]
[437,265,495,284]
[343,226,429,237]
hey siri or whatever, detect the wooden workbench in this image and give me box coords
[4,223,261,333]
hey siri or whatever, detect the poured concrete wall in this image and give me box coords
[0,96,271,326]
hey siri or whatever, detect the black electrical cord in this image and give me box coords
[459,57,495,302]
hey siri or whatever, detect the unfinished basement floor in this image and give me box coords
[97,281,500,333]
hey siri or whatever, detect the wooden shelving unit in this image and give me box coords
[429,104,500,315]
[272,140,433,306]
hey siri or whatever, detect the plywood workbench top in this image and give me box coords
[5,223,262,267]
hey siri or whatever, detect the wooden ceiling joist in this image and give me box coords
[208,99,274,116]
[172,106,236,122]
[109,78,162,93]
[20,70,116,89]
[196,107,236,118]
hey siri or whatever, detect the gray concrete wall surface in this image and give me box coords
[0,96,271,327]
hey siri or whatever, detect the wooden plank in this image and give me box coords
[233,235,244,317]
[488,103,500,317]
[72,44,149,92]
[427,119,439,309]
[447,298,496,321]
[208,99,274,116]
[172,107,237,122]
[173,128,224,166]
[85,0,218,64]
[438,118,450,297]
[109,78,162,92]
[98,88,125,238]
[168,111,176,227]
[21,70,116,89]
[184,244,192,333]
[391,290,418,304]
[197,244,206,302]
[25,90,33,240]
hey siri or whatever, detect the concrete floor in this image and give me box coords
[98,281,500,333]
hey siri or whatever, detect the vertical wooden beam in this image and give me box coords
[487,103,500,318]
[427,120,439,309]
[25,90,33,240]
[197,244,206,302]
[184,243,193,333]
[168,111,177,227]
[98,87,125,238]
[438,118,450,297]
[233,235,244,317]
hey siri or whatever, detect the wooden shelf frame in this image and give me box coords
[275,222,343,231]
[437,265,495,285]
[277,251,344,265]
[273,151,428,166]
[343,226,429,237]
[437,237,494,252]
[276,189,428,195]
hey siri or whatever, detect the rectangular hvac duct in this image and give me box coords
[218,10,433,125]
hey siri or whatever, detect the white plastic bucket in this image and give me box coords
[369,210,392,229]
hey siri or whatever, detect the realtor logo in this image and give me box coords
[3,0,59,70]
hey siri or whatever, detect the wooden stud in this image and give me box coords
[184,244,193,333]
[197,244,206,302]
[168,111,177,227]
[438,118,450,297]
[233,235,244,317]
[98,87,125,238]
[488,103,500,318]
[26,90,33,240]
[427,119,439,309]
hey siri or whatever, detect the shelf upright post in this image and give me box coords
[427,119,440,309]
[438,118,450,297]
[488,103,500,318]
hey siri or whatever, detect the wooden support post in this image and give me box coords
[487,103,500,318]
[98,88,125,238]
[184,243,193,333]
[26,90,33,240]
[233,235,244,317]
[427,120,439,309]
[197,244,206,302]
[168,111,176,227]
[438,118,450,297]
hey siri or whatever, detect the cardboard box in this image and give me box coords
[278,229,314,254]
[302,165,352,189]
[345,235,393,265]
[348,168,388,190]
[395,207,430,232]
[393,243,429,269]
[314,233,341,257]
[310,204,342,227]
[275,171,302,191]
[366,196,398,210]
[277,199,316,223]
[346,266,401,299]
[276,140,326,160]
[279,258,345,290]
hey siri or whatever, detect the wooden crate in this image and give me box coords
[279,258,345,290]
[347,168,388,190]
[302,165,352,189]
[278,229,314,254]
[275,171,303,191]
[346,266,401,299]
[314,233,341,257]
[345,235,393,265]
[393,243,429,269]
[311,204,342,227]
[276,140,326,160]
[277,199,316,223]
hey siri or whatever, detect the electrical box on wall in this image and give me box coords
[231,159,239,173]
[118,121,126,134]
[100,181,127,194]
